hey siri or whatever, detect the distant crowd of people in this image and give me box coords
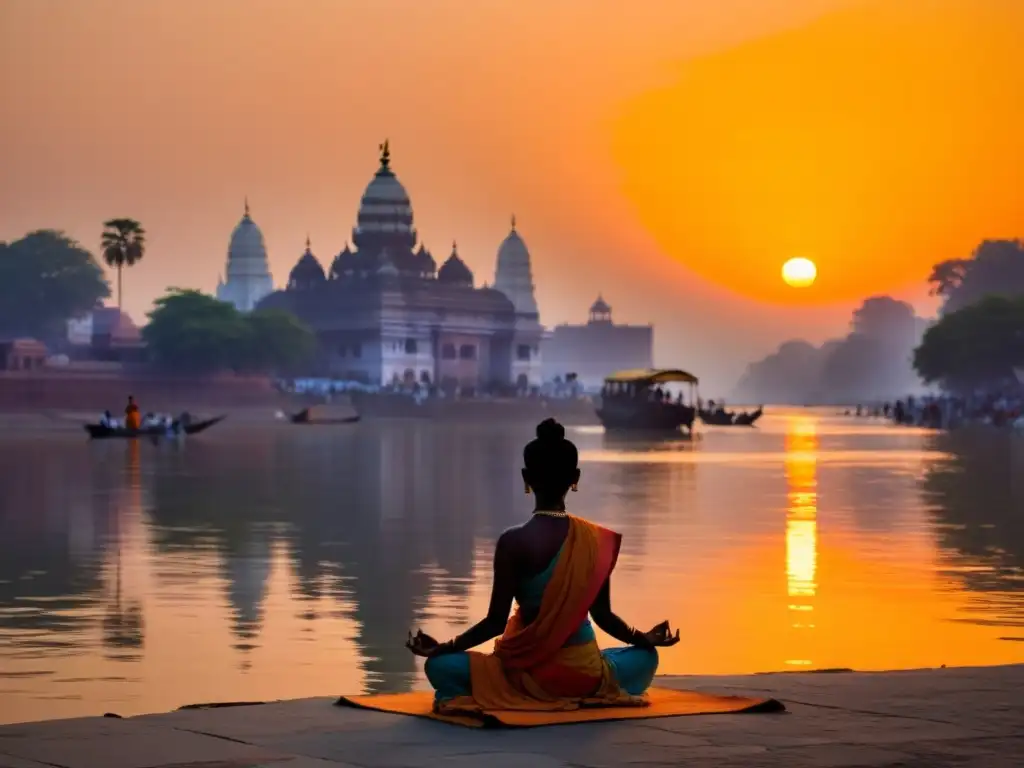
[850,389,1024,430]
[278,376,590,403]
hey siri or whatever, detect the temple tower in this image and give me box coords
[216,199,274,311]
[494,216,543,389]
[493,215,540,319]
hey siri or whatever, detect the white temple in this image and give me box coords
[494,215,543,387]
[216,200,274,312]
[494,215,539,318]
[260,142,546,391]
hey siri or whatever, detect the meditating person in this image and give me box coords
[124,395,141,431]
[406,418,679,716]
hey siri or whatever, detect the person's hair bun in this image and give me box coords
[536,418,565,442]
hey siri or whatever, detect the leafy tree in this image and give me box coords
[732,339,825,404]
[143,289,315,374]
[928,239,1024,315]
[241,309,316,374]
[0,230,110,342]
[101,219,146,310]
[913,295,1024,391]
[143,289,250,373]
[819,333,892,400]
[851,296,917,342]
[734,295,928,403]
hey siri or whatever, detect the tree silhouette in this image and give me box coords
[851,296,917,342]
[929,239,1024,315]
[734,296,926,403]
[913,295,1024,390]
[101,218,146,310]
[0,230,109,341]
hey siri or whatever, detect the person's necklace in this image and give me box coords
[533,510,569,518]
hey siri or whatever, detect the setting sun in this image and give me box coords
[782,257,817,288]
[613,0,1024,304]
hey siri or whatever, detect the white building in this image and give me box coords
[260,143,545,391]
[493,215,543,388]
[216,200,274,312]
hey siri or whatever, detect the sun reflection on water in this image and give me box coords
[784,417,818,667]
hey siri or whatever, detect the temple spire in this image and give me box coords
[379,139,391,170]
[510,213,516,232]
[305,234,311,250]
[244,197,250,217]
[452,239,458,254]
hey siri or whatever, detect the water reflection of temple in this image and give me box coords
[783,418,818,668]
[146,423,529,693]
[0,439,144,672]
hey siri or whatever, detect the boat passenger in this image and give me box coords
[124,396,141,431]
[99,410,114,427]
[407,417,679,716]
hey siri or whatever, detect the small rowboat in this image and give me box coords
[698,406,763,427]
[84,415,227,440]
[287,408,361,425]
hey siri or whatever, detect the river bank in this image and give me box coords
[0,665,1020,767]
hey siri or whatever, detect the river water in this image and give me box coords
[0,409,1021,724]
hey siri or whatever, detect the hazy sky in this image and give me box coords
[2,0,1021,391]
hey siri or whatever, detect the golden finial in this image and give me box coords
[511,213,516,232]
[305,234,311,250]
[244,196,250,217]
[379,139,391,169]
[452,239,458,253]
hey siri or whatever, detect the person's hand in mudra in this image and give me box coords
[406,630,444,658]
[641,620,681,647]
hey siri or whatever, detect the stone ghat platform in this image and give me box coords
[0,665,1021,768]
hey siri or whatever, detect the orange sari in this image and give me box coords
[125,403,141,430]
[438,515,649,715]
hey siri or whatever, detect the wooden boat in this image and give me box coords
[596,369,699,433]
[84,415,226,440]
[733,407,764,426]
[698,406,764,427]
[288,407,361,425]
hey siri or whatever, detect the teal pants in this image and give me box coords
[424,646,659,703]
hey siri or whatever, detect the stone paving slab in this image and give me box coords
[1,665,1022,768]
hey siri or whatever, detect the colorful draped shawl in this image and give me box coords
[437,514,649,715]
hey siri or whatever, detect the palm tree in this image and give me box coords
[101,219,146,310]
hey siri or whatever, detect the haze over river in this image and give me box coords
[1,409,1021,724]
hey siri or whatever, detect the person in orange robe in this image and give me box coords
[406,418,680,716]
[124,395,141,430]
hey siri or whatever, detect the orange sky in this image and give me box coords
[1,0,1020,391]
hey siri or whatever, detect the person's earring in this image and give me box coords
[524,484,531,495]
[570,483,578,492]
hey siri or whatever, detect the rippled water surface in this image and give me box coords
[1,409,1022,724]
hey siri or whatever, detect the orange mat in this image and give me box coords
[334,687,785,729]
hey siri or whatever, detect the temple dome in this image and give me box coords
[288,237,326,289]
[497,228,529,264]
[493,215,539,317]
[590,295,611,314]
[437,242,473,286]
[588,294,613,324]
[330,243,356,279]
[226,200,270,278]
[414,244,436,276]
[355,140,414,237]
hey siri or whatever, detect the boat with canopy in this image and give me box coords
[596,368,699,433]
